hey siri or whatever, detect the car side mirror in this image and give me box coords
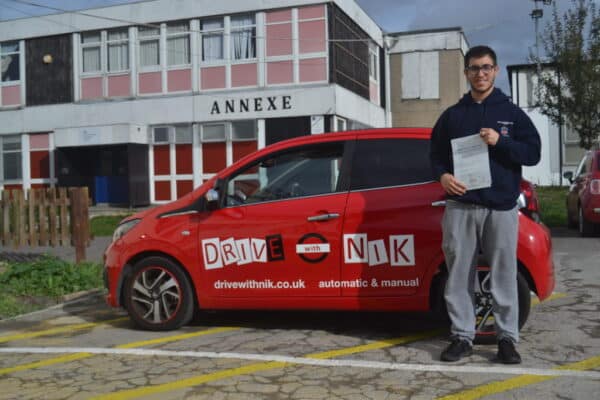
[563,171,573,183]
[205,188,220,211]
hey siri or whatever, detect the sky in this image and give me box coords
[0,0,595,93]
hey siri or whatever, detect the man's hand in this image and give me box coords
[479,128,499,146]
[440,173,467,196]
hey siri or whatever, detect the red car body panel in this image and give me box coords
[104,128,555,314]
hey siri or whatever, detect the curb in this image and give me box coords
[1,288,104,322]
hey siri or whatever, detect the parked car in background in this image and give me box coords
[104,128,555,341]
[564,149,600,236]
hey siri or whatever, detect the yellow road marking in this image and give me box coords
[0,326,239,376]
[0,353,93,375]
[90,329,444,400]
[0,317,129,344]
[437,354,600,400]
[531,292,567,306]
[89,292,571,399]
[115,327,239,349]
[306,330,444,359]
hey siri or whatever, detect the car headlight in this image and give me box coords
[112,219,141,243]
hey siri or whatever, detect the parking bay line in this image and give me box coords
[0,317,129,344]
[0,326,239,376]
[80,292,571,399]
[2,346,599,380]
[436,354,600,400]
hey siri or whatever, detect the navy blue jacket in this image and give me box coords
[429,88,541,210]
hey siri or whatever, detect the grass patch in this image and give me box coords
[90,214,130,237]
[537,186,568,228]
[0,257,103,319]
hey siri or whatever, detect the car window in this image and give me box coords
[223,141,345,206]
[575,154,589,177]
[349,138,433,190]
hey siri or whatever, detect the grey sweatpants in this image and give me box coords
[442,200,519,344]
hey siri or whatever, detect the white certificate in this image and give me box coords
[451,134,491,190]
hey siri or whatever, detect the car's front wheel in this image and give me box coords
[123,256,195,331]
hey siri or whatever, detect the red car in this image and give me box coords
[104,128,555,340]
[564,149,600,236]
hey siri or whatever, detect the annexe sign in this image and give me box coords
[210,95,292,115]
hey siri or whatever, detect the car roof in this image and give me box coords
[270,127,432,148]
[214,128,433,180]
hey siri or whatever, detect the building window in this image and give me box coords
[167,21,190,66]
[1,41,20,82]
[201,18,224,61]
[1,135,22,180]
[201,124,227,142]
[401,51,439,100]
[369,42,378,81]
[81,32,102,73]
[231,14,256,60]
[107,29,129,71]
[139,26,160,67]
[81,29,130,73]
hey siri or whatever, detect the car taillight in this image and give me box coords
[519,181,541,223]
[591,179,600,195]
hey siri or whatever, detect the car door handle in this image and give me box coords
[307,213,340,222]
[431,200,446,207]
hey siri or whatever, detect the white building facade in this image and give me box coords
[508,63,591,186]
[0,0,386,205]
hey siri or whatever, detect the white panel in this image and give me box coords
[420,52,439,99]
[401,52,420,99]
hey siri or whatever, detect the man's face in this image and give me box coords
[464,55,499,95]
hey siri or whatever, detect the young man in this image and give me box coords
[429,45,541,363]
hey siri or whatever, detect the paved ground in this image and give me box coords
[0,229,598,399]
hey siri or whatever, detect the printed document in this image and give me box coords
[451,134,491,190]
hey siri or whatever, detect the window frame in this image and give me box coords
[230,13,257,61]
[201,17,225,63]
[0,135,23,182]
[166,20,191,67]
[219,140,349,208]
[138,25,161,69]
[81,28,131,75]
[0,41,21,83]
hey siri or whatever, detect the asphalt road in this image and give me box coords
[0,229,598,399]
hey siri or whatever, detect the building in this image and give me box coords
[508,63,592,185]
[387,27,469,128]
[0,0,387,205]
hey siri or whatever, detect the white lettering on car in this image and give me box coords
[344,234,415,266]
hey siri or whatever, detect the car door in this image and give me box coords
[197,140,350,298]
[340,135,444,297]
[568,153,589,213]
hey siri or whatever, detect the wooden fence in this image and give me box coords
[0,187,91,262]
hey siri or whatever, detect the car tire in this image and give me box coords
[123,256,195,331]
[436,267,531,344]
[578,206,595,237]
[566,203,577,229]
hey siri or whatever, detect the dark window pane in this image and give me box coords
[1,54,19,81]
[3,152,22,180]
[350,138,433,190]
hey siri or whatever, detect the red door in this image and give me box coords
[197,140,349,298]
[339,137,444,297]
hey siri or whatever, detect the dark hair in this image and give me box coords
[464,45,497,67]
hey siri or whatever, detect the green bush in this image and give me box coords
[0,257,103,318]
[90,214,130,237]
[537,186,568,228]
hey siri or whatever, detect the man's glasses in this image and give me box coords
[465,64,496,74]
